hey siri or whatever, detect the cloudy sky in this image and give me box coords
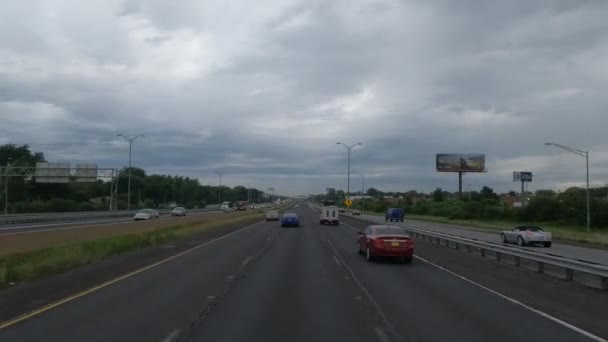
[2,0,608,196]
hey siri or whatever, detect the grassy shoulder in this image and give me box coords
[0,213,264,288]
[361,211,608,247]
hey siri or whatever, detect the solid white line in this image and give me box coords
[374,326,390,342]
[415,255,607,342]
[161,329,181,342]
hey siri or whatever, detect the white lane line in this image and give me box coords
[333,255,342,266]
[242,256,253,266]
[415,255,607,342]
[161,329,181,342]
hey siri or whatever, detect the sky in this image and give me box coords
[1,0,608,196]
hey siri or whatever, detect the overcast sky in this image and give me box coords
[2,0,608,196]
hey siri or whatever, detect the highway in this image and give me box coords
[354,213,608,266]
[0,205,604,342]
[0,210,221,235]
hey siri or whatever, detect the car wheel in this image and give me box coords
[501,234,508,243]
[358,246,364,255]
[366,247,374,262]
[544,242,552,248]
[517,236,526,246]
[402,256,413,264]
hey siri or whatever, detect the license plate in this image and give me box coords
[391,241,400,247]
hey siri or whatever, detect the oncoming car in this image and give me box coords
[133,209,160,221]
[501,226,552,247]
[358,225,414,263]
[280,213,301,227]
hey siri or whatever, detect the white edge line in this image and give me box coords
[415,255,607,342]
[333,255,342,266]
[344,216,607,342]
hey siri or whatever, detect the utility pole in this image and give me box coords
[117,134,144,210]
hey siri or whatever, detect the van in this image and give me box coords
[385,208,404,222]
[320,206,340,225]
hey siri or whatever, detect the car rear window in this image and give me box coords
[521,226,543,232]
[373,227,408,236]
[283,214,297,218]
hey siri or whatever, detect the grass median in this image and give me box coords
[0,213,264,288]
[361,211,608,247]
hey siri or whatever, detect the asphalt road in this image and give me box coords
[0,205,600,342]
[0,210,220,235]
[354,213,608,265]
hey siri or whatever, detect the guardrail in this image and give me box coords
[0,206,219,226]
[336,209,608,290]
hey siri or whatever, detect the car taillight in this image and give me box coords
[372,239,384,247]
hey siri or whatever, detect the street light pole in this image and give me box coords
[337,142,362,202]
[544,142,590,232]
[117,134,144,211]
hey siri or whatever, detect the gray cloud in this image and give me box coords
[2,0,608,196]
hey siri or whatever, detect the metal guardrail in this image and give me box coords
[333,209,608,290]
[0,206,220,226]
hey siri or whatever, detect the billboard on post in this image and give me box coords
[436,154,486,172]
[513,171,533,182]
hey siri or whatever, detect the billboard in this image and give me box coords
[35,162,70,183]
[436,154,486,172]
[513,171,533,182]
[76,164,98,182]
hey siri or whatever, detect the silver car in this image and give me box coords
[171,207,187,217]
[134,209,160,221]
[266,210,280,221]
[501,226,552,247]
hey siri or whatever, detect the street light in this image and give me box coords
[544,142,590,232]
[117,134,144,210]
[336,142,362,202]
[216,170,224,204]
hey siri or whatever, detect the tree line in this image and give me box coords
[0,144,271,213]
[312,185,608,229]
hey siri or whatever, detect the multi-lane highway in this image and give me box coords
[0,209,220,235]
[352,213,608,266]
[0,205,605,342]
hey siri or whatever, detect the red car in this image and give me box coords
[358,225,414,263]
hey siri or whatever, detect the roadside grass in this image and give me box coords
[0,213,263,288]
[361,211,608,247]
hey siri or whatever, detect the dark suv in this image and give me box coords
[385,208,404,222]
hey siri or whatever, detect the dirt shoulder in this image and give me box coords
[0,215,262,323]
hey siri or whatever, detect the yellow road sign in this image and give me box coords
[344,199,353,207]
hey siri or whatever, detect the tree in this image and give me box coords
[366,187,382,198]
[432,188,445,202]
[535,189,557,197]
[479,186,499,201]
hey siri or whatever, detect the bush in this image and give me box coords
[47,198,79,212]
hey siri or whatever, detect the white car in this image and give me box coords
[171,207,187,216]
[134,209,160,221]
[501,225,552,247]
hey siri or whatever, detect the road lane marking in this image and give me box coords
[0,220,266,330]
[321,230,402,341]
[161,329,181,342]
[416,255,607,342]
[242,256,253,266]
[333,255,342,266]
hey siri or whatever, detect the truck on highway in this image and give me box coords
[320,200,339,225]
[234,201,248,211]
[220,201,233,212]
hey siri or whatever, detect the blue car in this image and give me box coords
[385,208,404,222]
[281,213,301,227]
